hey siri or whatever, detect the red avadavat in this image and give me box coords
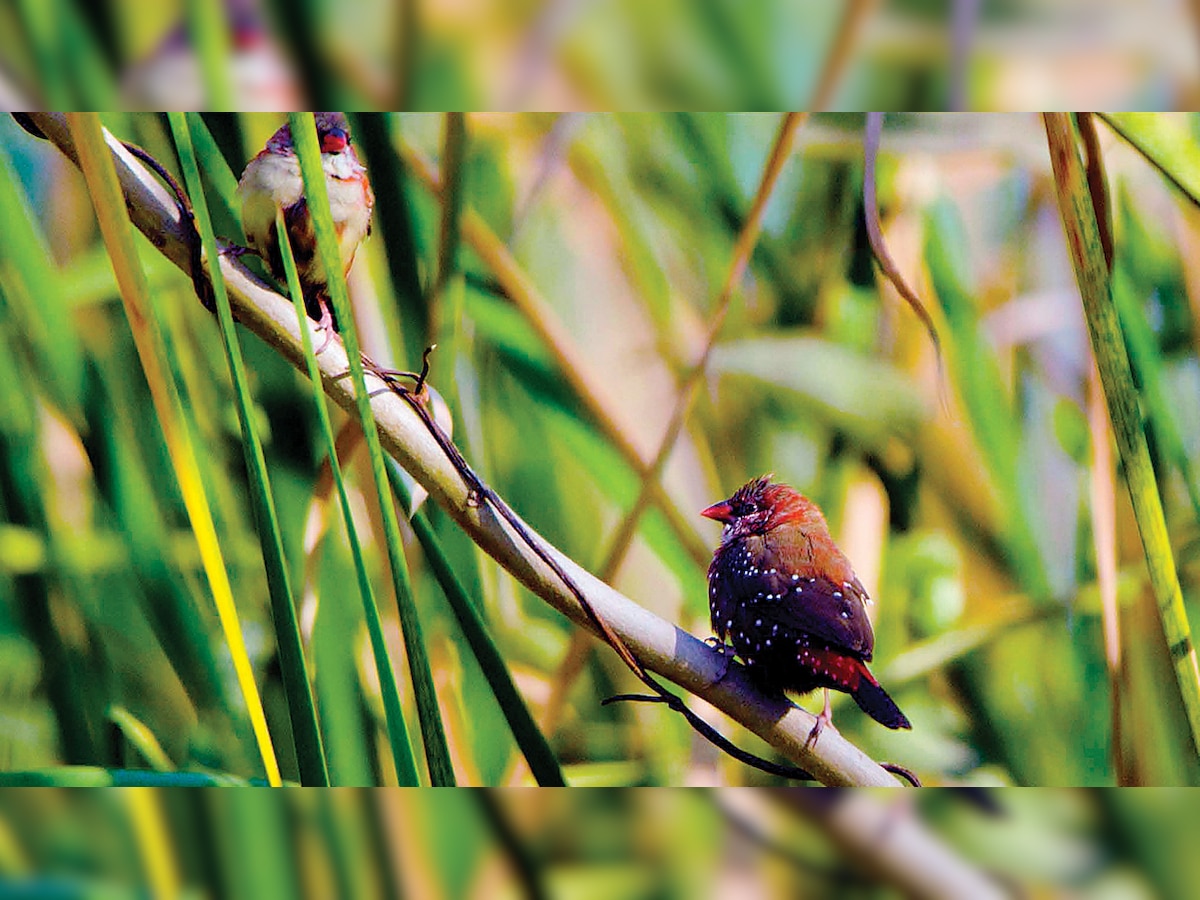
[703,476,910,738]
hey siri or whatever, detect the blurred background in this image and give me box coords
[5,787,1200,898]
[0,0,1198,110]
[2,111,1200,794]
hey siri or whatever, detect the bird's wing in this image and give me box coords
[709,536,876,658]
[753,569,875,658]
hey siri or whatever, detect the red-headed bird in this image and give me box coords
[237,112,373,337]
[702,476,910,741]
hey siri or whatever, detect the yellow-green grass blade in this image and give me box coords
[431,112,467,307]
[0,140,83,424]
[386,460,566,785]
[0,768,262,786]
[274,208,421,786]
[121,789,182,899]
[206,791,303,898]
[1100,114,1200,209]
[14,0,68,107]
[83,348,238,728]
[185,0,235,109]
[169,112,329,786]
[67,113,281,785]
[925,198,1053,602]
[58,0,117,107]
[0,302,99,764]
[349,113,429,367]
[1111,263,1200,523]
[1044,112,1200,763]
[289,112,455,785]
[13,0,117,108]
[107,706,176,772]
[185,112,244,242]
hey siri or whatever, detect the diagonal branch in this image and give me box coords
[25,112,904,787]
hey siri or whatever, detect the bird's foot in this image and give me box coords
[804,689,838,750]
[704,637,735,684]
[313,301,337,355]
[362,355,399,396]
[804,714,833,750]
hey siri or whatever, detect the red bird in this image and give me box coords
[702,476,910,740]
[237,112,374,338]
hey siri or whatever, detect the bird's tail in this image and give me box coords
[852,670,911,730]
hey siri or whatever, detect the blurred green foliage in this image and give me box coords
[0,112,1199,794]
[0,0,1193,110]
[2,788,1200,897]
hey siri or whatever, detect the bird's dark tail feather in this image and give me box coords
[853,677,911,730]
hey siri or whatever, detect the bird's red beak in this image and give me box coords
[321,128,348,153]
[701,501,733,523]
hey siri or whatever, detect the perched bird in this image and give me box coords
[702,476,911,740]
[237,112,374,337]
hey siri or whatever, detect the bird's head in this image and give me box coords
[701,475,825,542]
[263,112,354,157]
[314,112,351,154]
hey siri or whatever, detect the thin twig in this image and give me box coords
[809,0,879,111]
[863,112,947,403]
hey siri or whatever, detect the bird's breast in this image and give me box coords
[239,150,303,209]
